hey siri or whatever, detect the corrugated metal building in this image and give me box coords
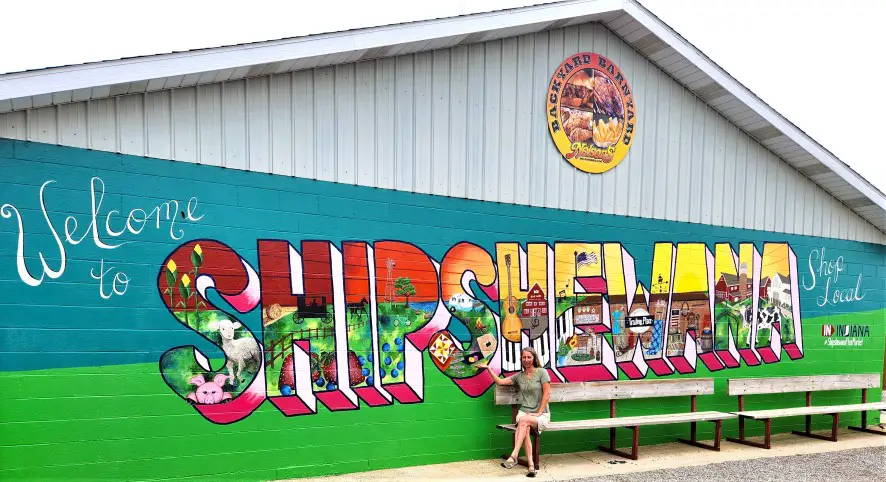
[2,2,884,242]
[0,1,883,480]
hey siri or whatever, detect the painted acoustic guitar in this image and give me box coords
[501,254,522,343]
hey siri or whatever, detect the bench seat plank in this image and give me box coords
[728,374,881,396]
[735,402,886,419]
[495,378,715,405]
[497,411,736,432]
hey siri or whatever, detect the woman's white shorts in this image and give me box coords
[516,410,551,433]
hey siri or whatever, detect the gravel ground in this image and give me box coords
[567,446,886,482]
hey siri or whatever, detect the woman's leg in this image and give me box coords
[505,414,539,468]
[523,429,533,463]
[503,416,528,468]
[521,417,539,476]
[516,417,539,464]
[509,419,530,460]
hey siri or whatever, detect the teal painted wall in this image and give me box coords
[0,139,883,480]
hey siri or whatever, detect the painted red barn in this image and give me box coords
[759,276,771,299]
[715,273,743,302]
[715,273,771,301]
[521,283,547,318]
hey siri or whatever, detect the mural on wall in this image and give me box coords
[2,99,884,480]
[154,237,807,424]
[1,165,873,432]
[547,52,636,174]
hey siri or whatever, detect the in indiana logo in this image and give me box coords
[821,324,870,337]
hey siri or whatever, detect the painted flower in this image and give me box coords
[191,244,204,269]
[191,244,203,273]
[177,273,193,313]
[164,259,178,304]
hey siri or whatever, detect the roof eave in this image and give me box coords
[0,0,625,101]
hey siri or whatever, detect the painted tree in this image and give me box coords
[394,277,416,308]
[714,308,743,350]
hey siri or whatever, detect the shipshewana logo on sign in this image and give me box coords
[546,52,636,174]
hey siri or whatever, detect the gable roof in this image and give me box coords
[718,273,741,286]
[0,0,883,236]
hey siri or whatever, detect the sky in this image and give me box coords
[1,0,883,193]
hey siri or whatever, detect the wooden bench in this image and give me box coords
[494,378,736,467]
[726,373,886,449]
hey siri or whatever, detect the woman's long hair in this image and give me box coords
[521,347,542,369]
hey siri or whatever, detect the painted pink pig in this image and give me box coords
[186,374,233,404]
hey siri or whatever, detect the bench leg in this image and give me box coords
[678,419,723,451]
[726,416,771,449]
[848,410,886,435]
[598,426,639,460]
[792,413,839,442]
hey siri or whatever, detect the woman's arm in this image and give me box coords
[476,362,513,386]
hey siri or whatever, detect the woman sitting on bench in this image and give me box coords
[479,347,551,478]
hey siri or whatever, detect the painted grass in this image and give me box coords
[1,309,882,481]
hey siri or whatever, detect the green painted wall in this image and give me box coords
[0,139,883,480]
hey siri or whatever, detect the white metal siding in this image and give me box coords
[0,23,882,245]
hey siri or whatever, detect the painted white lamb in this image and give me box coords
[208,318,261,385]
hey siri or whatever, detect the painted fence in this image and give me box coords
[0,138,883,480]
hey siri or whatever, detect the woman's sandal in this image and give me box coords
[527,464,537,477]
[501,456,517,469]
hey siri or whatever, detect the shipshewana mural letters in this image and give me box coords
[2,177,843,426]
[156,238,805,424]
